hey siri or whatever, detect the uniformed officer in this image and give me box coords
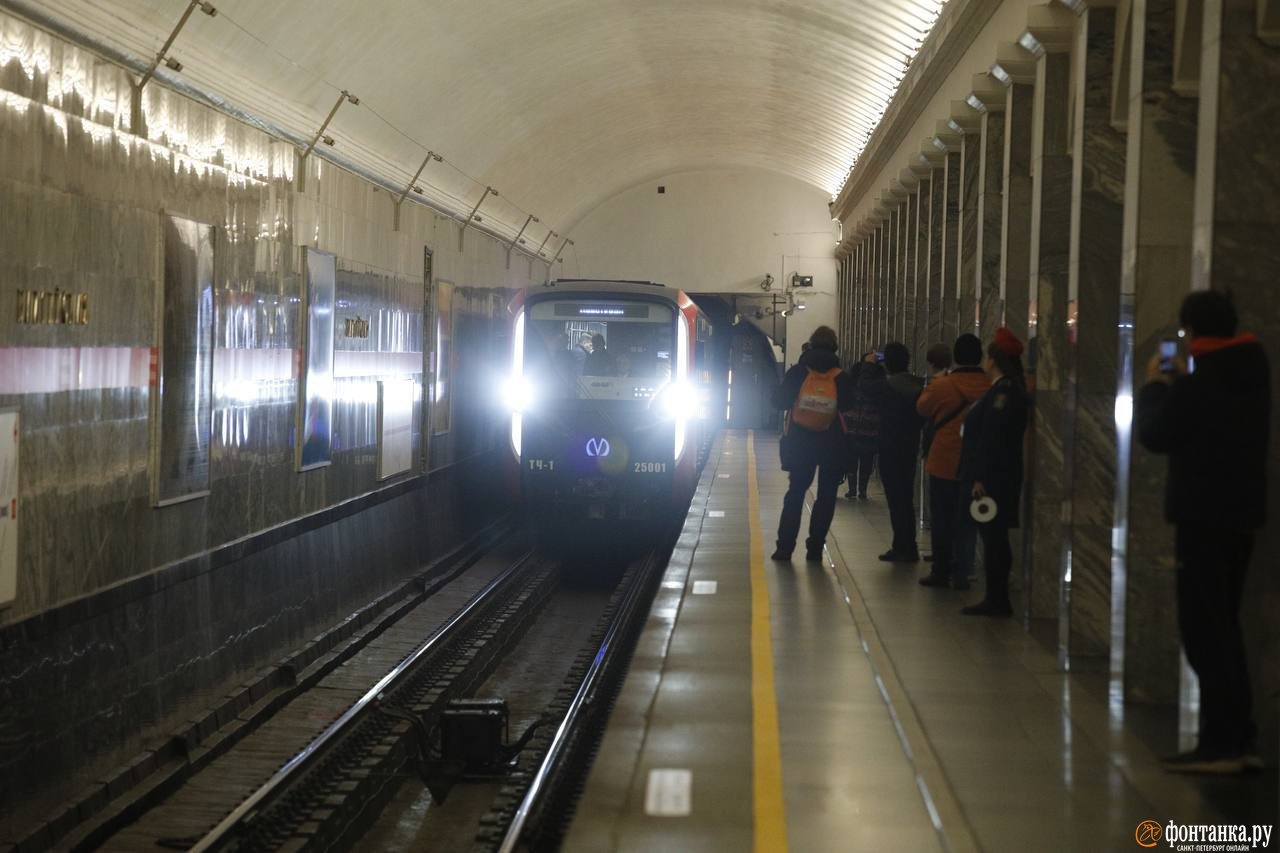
[957,328,1029,617]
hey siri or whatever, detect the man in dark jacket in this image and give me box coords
[772,326,857,562]
[1136,290,1270,774]
[859,342,925,561]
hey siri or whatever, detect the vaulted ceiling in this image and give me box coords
[34,0,944,241]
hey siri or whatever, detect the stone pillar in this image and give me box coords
[976,106,1006,335]
[879,217,891,345]
[940,149,962,343]
[1116,0,1198,705]
[1193,0,1280,759]
[1000,81,1035,340]
[887,205,901,344]
[897,198,911,345]
[903,190,920,362]
[927,165,947,346]
[915,175,934,360]
[958,129,982,335]
[1024,19,1074,625]
[1061,5,1126,663]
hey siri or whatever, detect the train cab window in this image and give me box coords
[525,300,675,401]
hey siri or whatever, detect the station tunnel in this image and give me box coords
[0,0,1278,850]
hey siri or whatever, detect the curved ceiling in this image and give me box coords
[32,0,944,242]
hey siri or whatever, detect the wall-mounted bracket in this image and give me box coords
[296,90,359,192]
[393,151,443,231]
[458,186,497,252]
[130,0,218,132]
[506,214,538,269]
[551,236,574,266]
[535,230,557,260]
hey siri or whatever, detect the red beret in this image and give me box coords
[993,327,1024,358]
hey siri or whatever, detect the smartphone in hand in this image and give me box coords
[1158,338,1179,374]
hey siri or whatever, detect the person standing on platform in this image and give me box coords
[917,335,990,589]
[842,353,880,501]
[958,328,1029,617]
[1136,290,1269,774]
[772,326,857,563]
[859,343,925,562]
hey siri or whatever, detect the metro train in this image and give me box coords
[502,280,715,532]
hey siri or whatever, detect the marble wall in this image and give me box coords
[977,110,1007,337]
[941,151,962,343]
[958,132,982,335]
[1193,0,1280,760]
[1025,49,1073,622]
[1119,0,1199,706]
[1063,6,1125,661]
[0,11,538,820]
[1001,82,1035,341]
[928,165,947,347]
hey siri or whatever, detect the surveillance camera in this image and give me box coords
[760,274,774,291]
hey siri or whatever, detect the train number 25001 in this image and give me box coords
[633,462,667,473]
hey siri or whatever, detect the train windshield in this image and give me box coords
[524,300,675,401]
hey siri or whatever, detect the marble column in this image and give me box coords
[927,166,947,346]
[903,188,921,364]
[1000,82,1035,341]
[940,150,962,343]
[958,131,982,335]
[915,176,934,360]
[1061,5,1126,663]
[1025,45,1073,624]
[977,108,1007,336]
[879,217,892,346]
[1116,0,1198,706]
[887,205,901,345]
[1193,0,1280,759]
[897,198,911,346]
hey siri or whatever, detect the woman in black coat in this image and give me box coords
[957,328,1029,617]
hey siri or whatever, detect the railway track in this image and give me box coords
[38,522,675,852]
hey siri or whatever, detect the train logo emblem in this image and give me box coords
[585,437,610,458]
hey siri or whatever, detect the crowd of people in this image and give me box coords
[769,289,1269,775]
[773,322,1029,617]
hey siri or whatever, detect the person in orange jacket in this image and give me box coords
[916,334,990,589]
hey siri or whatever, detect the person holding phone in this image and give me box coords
[957,328,1029,617]
[1136,289,1270,774]
[859,342,925,562]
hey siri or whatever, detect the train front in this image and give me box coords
[503,287,696,532]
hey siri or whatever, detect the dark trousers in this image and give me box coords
[978,521,1012,607]
[1175,526,1255,754]
[776,458,844,554]
[847,449,874,496]
[879,449,918,555]
[927,476,961,579]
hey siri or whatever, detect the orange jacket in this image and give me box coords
[917,367,991,480]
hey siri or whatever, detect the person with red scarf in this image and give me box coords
[1137,289,1270,775]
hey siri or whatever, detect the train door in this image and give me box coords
[421,247,434,470]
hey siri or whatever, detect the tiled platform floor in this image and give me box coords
[564,430,1277,852]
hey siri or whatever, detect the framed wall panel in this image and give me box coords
[298,247,336,471]
[377,378,414,480]
[153,213,214,505]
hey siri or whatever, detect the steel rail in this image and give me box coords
[496,550,662,853]
[190,550,535,853]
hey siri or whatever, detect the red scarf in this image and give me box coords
[1188,332,1257,358]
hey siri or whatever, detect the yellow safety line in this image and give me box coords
[746,431,789,852]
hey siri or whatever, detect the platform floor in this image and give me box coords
[564,430,1277,852]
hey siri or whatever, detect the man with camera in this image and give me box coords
[1136,289,1270,774]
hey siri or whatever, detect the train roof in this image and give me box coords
[535,279,673,299]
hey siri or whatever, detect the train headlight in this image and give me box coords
[658,381,696,419]
[502,375,535,414]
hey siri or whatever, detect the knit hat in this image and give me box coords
[992,327,1025,358]
[953,333,982,366]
